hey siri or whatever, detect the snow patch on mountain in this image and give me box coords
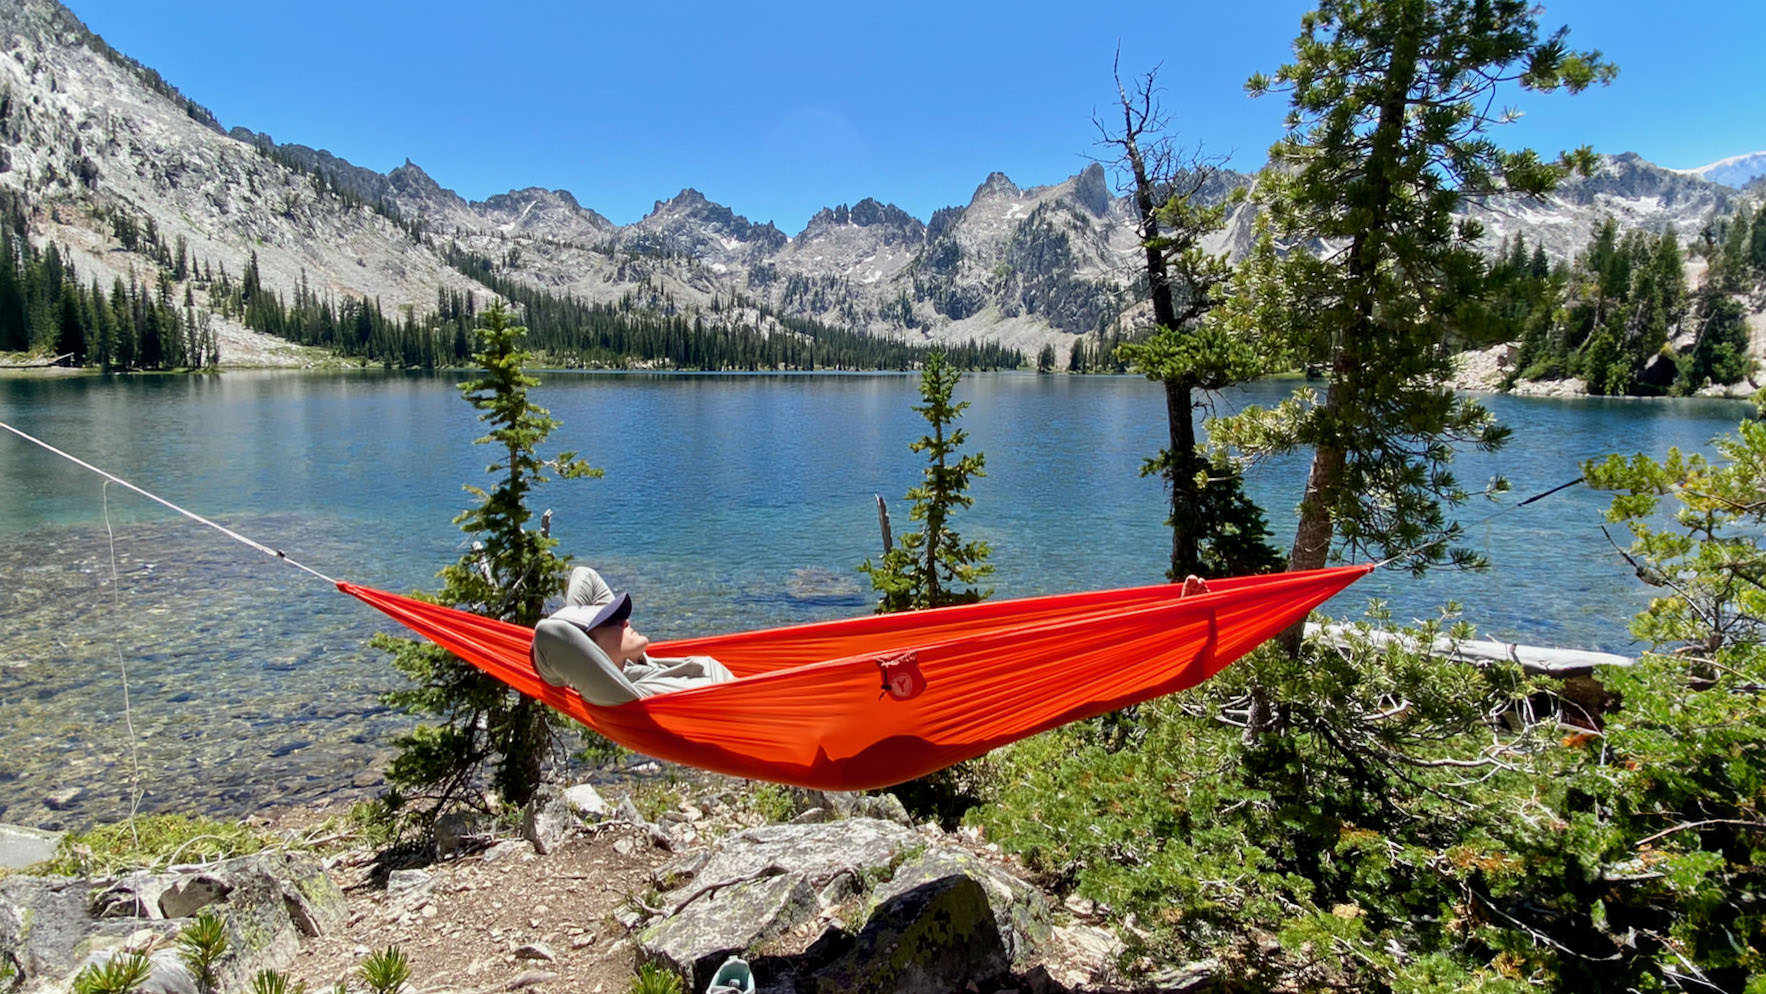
[1671,150,1766,190]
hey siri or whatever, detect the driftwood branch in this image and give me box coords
[667,863,788,918]
[875,495,893,555]
[1634,819,1766,849]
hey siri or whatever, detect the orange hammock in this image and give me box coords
[341,564,1370,791]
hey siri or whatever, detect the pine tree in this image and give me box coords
[55,282,84,363]
[0,230,25,351]
[1717,208,1751,292]
[860,351,992,612]
[1752,199,1766,274]
[1106,64,1282,580]
[1220,0,1612,579]
[380,301,602,816]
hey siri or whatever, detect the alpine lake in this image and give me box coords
[0,370,1752,829]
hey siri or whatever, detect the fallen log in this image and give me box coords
[0,352,75,369]
[1306,621,1633,677]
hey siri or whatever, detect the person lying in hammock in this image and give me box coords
[530,566,736,706]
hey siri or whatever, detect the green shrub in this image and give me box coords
[744,783,795,824]
[976,422,1766,990]
[629,963,684,994]
[72,952,151,994]
[358,945,411,994]
[975,610,1548,986]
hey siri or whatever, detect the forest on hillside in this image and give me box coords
[1491,201,1766,395]
[0,188,1022,374]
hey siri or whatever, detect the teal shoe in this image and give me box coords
[706,954,754,994]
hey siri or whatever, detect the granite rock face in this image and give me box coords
[0,851,344,993]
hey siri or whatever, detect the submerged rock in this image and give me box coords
[0,823,63,870]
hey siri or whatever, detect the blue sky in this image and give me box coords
[61,0,1764,235]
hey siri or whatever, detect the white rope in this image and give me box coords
[103,482,145,845]
[0,419,339,586]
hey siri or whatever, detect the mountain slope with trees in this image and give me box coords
[0,0,1756,374]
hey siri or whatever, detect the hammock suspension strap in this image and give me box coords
[1372,475,1588,568]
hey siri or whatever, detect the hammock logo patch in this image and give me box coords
[875,650,926,701]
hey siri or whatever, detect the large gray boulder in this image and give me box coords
[636,818,923,989]
[786,790,913,826]
[809,872,1008,994]
[0,851,345,993]
[633,815,1057,994]
[0,874,109,985]
[868,847,1051,968]
[642,871,817,983]
[809,848,1052,994]
[522,783,580,855]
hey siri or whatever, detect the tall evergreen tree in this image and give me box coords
[55,282,85,363]
[1752,199,1766,273]
[0,230,25,351]
[1220,0,1612,581]
[861,351,993,612]
[380,301,601,816]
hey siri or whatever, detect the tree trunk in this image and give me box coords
[1165,377,1201,577]
[1277,9,1421,654]
[1121,92,1202,579]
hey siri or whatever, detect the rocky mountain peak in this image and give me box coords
[970,171,1021,204]
[474,187,614,239]
[629,188,786,260]
[478,185,584,214]
[1561,152,1733,211]
[1071,163,1111,218]
[654,188,711,214]
[800,198,925,244]
[926,205,964,242]
[388,158,439,193]
[385,158,466,214]
[1467,152,1736,262]
[850,198,919,229]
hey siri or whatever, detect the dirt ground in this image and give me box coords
[281,814,679,994]
[263,790,1077,994]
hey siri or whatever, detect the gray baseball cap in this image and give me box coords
[552,590,632,633]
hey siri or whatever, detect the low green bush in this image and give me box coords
[629,963,684,994]
[42,813,271,876]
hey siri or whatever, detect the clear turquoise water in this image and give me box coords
[0,370,1752,827]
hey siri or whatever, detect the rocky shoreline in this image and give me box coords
[1,782,1157,994]
[1448,342,1763,400]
